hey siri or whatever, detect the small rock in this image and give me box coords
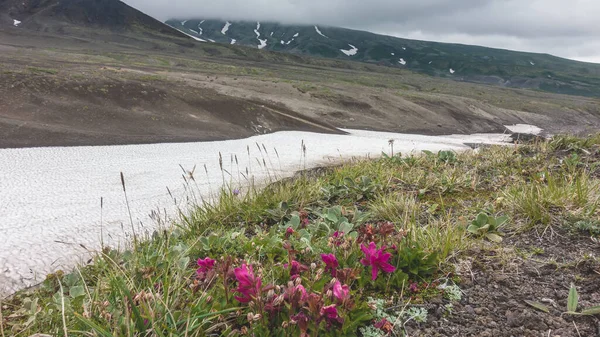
[475,307,484,315]
[465,305,475,315]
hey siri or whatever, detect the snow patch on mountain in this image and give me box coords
[176,28,206,42]
[340,44,358,56]
[293,33,299,37]
[253,22,267,49]
[402,47,406,50]
[254,22,261,37]
[197,21,204,35]
[181,20,188,26]
[281,40,285,45]
[449,68,455,74]
[391,52,395,56]
[399,58,406,65]
[231,39,236,45]
[190,29,198,34]
[315,26,328,38]
[221,21,231,35]
[270,32,274,36]
[530,61,535,65]
[13,19,21,27]
[208,39,215,43]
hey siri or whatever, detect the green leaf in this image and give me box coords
[178,256,190,270]
[581,305,600,315]
[524,300,550,313]
[496,216,508,227]
[287,214,301,229]
[75,313,114,337]
[69,285,86,299]
[467,225,480,235]
[339,222,354,234]
[476,213,488,226]
[486,233,504,243]
[567,283,579,313]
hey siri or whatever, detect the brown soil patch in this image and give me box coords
[410,230,600,336]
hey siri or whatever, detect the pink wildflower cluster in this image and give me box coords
[360,242,396,280]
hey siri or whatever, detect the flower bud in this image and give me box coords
[273,294,285,306]
[282,321,289,328]
[310,263,317,270]
[288,281,294,288]
[326,290,333,298]
[295,277,302,286]
[247,313,254,323]
[253,314,262,321]
[267,289,275,298]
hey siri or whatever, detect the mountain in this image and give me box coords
[0,0,185,39]
[165,19,600,98]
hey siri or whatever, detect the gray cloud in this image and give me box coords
[123,0,600,63]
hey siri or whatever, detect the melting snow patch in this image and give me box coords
[402,47,406,50]
[190,29,199,34]
[399,58,406,65]
[258,39,267,49]
[13,19,21,27]
[281,40,285,45]
[181,20,188,26]
[175,28,206,42]
[254,22,267,49]
[315,26,328,38]
[504,124,543,135]
[530,61,535,65]
[293,32,299,37]
[221,21,231,35]
[340,44,358,56]
[391,52,395,56]
[270,31,274,36]
[429,61,433,64]
[449,68,455,74]
[231,39,236,45]
[208,39,216,43]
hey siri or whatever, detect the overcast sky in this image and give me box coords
[124,0,600,63]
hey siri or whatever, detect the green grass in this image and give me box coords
[27,67,58,75]
[3,135,600,336]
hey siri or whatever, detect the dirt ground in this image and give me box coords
[411,229,600,337]
[2,28,600,148]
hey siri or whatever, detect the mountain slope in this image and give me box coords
[0,0,185,39]
[166,19,600,97]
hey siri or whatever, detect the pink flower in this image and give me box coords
[233,264,262,303]
[375,318,393,333]
[321,253,339,277]
[284,260,309,279]
[332,281,350,302]
[360,242,396,280]
[197,257,216,273]
[331,231,345,247]
[196,257,216,280]
[320,304,343,326]
[409,282,419,293]
[285,227,295,238]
